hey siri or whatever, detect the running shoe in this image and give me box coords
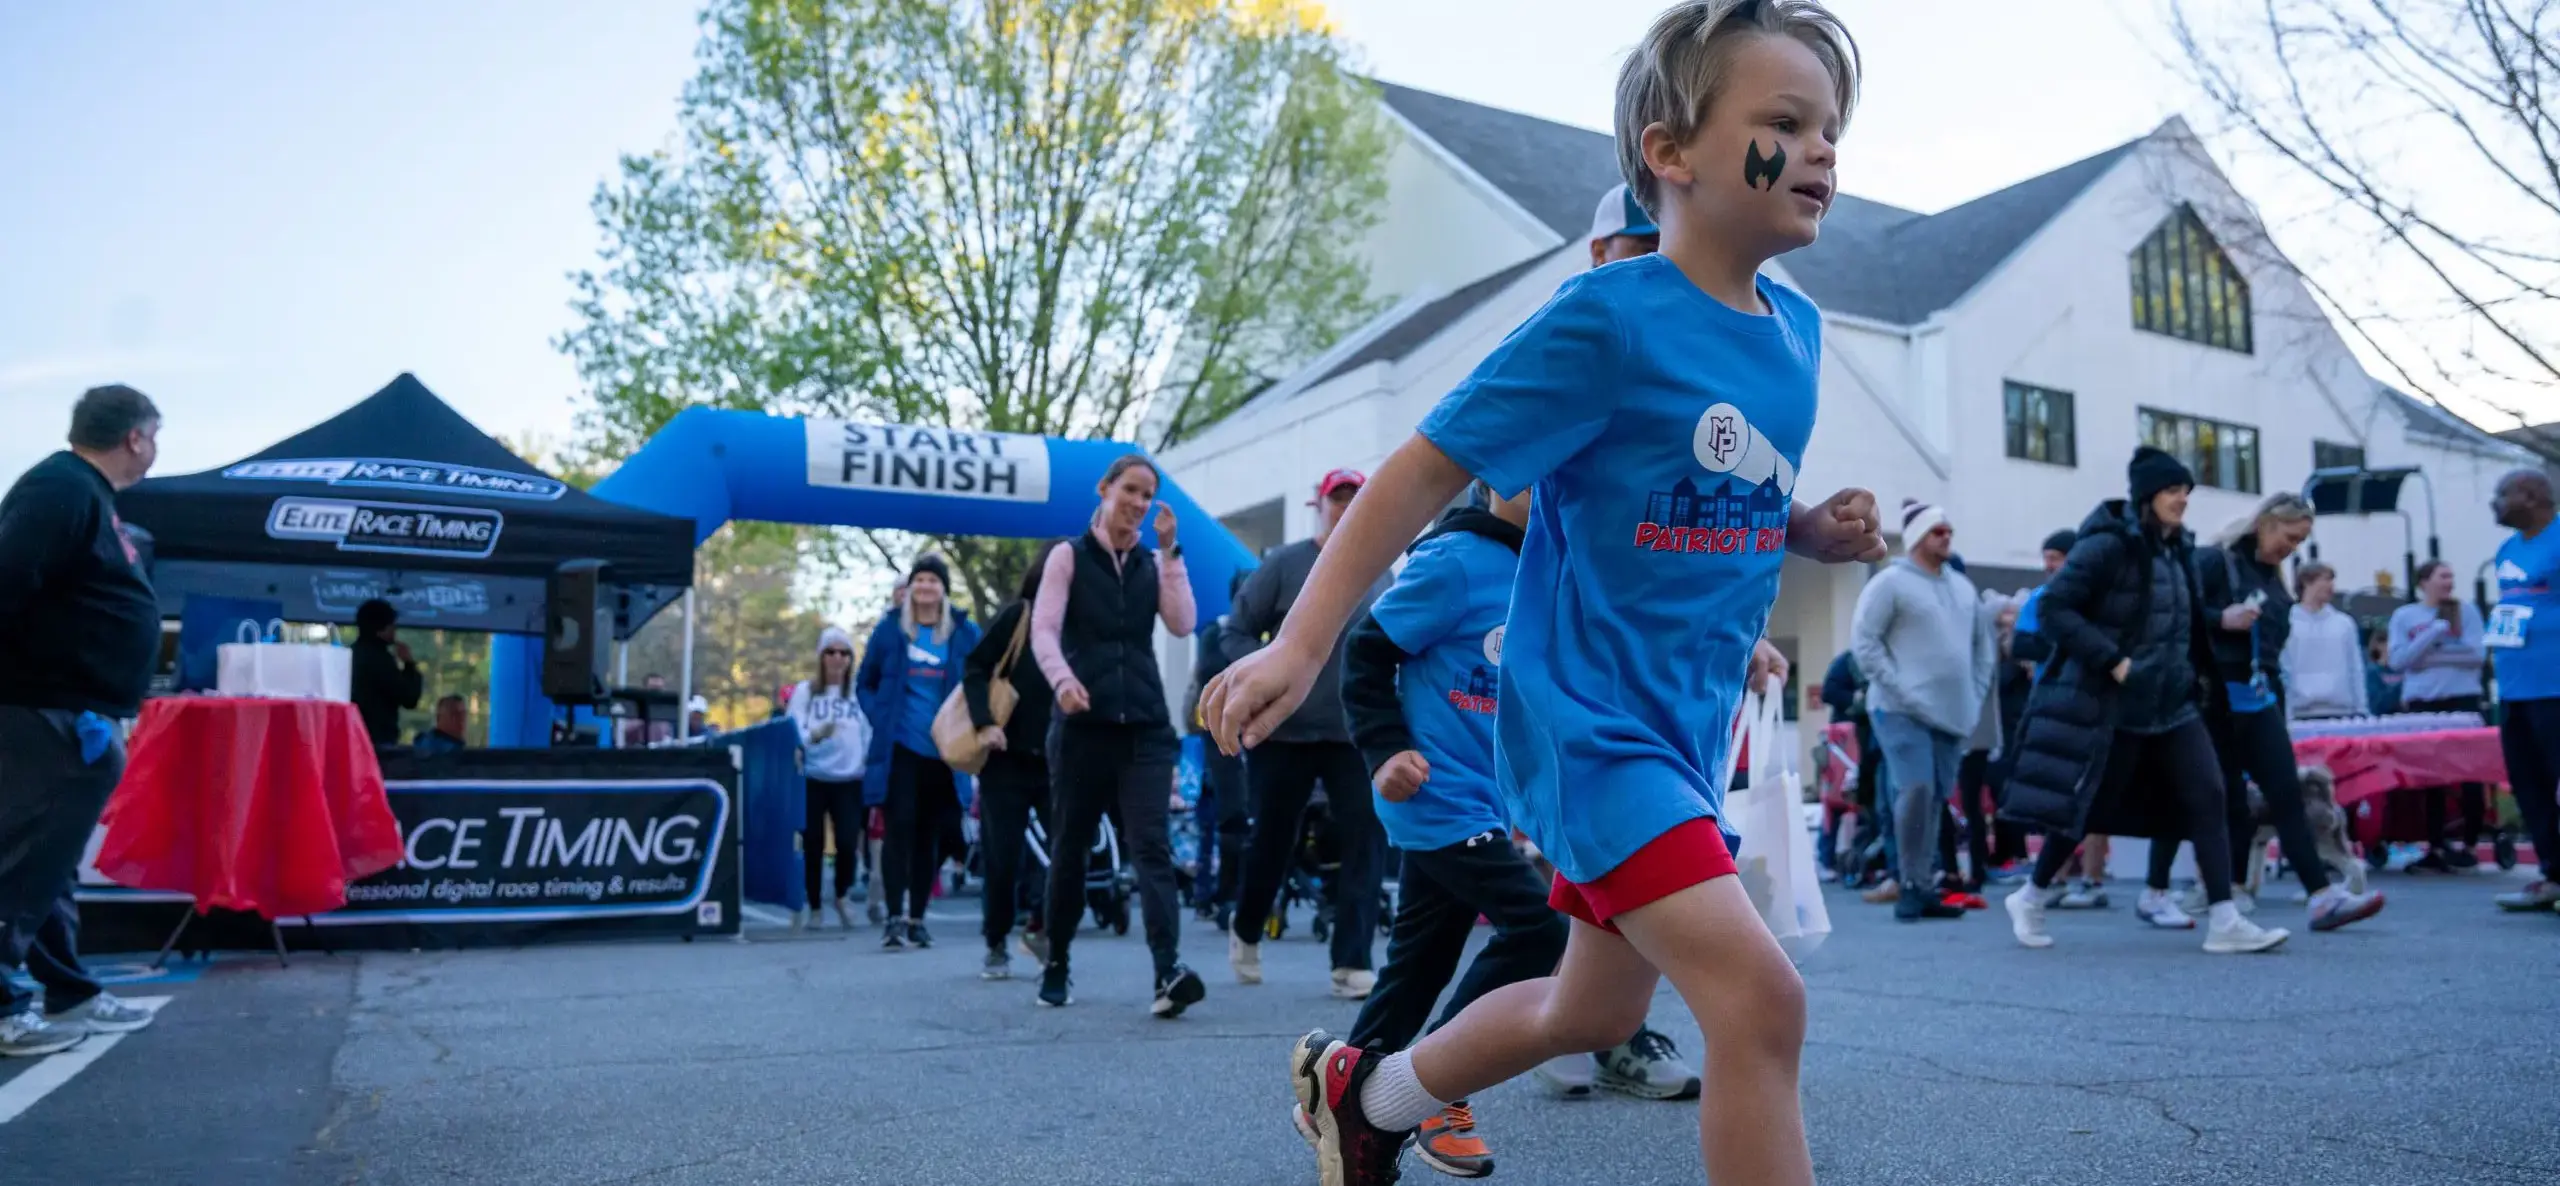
[1153,965,1207,1019]
[907,921,935,949]
[1037,963,1074,1007]
[1595,1027,1702,1100]
[2203,913,2290,954]
[1408,1101,1493,1179]
[1530,1053,1596,1098]
[1983,860,2029,885]
[867,899,888,925]
[0,1008,84,1058]
[2309,888,2385,932]
[791,907,812,931]
[1894,887,1966,922]
[1859,878,1901,905]
[2135,892,2196,930]
[1289,1029,1410,1186]
[2055,879,2110,910]
[881,919,908,950]
[2005,884,2054,949]
[1230,928,1264,985]
[833,896,857,930]
[982,947,1012,981]
[2493,880,2560,912]
[1333,968,1377,1001]
[2443,846,2481,870]
[1941,890,1989,911]
[49,992,153,1035]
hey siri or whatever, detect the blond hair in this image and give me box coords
[1614,0,1861,213]
[2213,490,2314,550]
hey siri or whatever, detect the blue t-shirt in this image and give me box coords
[2492,526,2560,702]
[1368,529,1518,852]
[1417,255,1820,884]
[897,633,951,755]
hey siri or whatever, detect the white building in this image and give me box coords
[1160,84,2537,729]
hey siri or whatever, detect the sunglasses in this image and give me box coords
[822,648,852,657]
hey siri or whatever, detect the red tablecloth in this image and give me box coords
[95,697,404,918]
[2290,728,2508,807]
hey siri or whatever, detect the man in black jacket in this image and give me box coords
[1222,468,1390,997]
[349,599,424,746]
[0,385,164,1057]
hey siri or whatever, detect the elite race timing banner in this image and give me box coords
[319,779,731,928]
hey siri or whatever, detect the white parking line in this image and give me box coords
[0,995,170,1125]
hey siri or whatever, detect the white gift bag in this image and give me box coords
[216,620,352,701]
[1724,678,1831,960]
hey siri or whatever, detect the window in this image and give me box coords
[2003,382,2077,467]
[2129,205,2253,353]
[2139,408,2260,493]
[2313,440,2366,472]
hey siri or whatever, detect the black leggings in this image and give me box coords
[976,749,1048,947]
[2147,709,2333,893]
[2405,695,2489,851]
[1044,721,1183,979]
[1233,739,1384,972]
[803,777,865,908]
[882,747,961,923]
[2034,717,2235,905]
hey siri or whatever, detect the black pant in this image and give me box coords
[1201,744,1250,907]
[2034,717,2235,904]
[1044,722,1183,979]
[0,707,126,970]
[2198,708,2331,894]
[882,747,960,923]
[0,880,101,1014]
[802,777,864,909]
[1957,749,2027,877]
[1348,833,1568,1055]
[2499,697,2560,881]
[976,749,1049,947]
[2405,695,2490,851]
[1234,739,1383,972]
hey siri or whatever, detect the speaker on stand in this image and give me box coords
[545,559,616,708]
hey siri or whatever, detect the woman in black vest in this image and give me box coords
[1027,455,1205,1015]
[963,550,1057,981]
[2000,447,2291,955]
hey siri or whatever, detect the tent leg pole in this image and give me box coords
[678,588,697,742]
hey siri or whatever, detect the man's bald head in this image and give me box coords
[2494,468,2556,531]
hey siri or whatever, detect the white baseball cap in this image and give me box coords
[1588,184,1660,243]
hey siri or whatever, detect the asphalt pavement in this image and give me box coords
[4,872,2556,1186]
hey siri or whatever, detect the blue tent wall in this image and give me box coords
[488,408,1253,747]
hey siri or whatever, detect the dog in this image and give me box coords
[2240,765,2367,898]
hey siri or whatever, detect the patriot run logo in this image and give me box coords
[1634,401,1798,555]
[1447,625,1505,715]
[267,498,504,559]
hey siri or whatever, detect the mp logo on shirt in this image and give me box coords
[1633,402,1798,555]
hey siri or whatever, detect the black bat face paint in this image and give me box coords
[1744,140,1786,191]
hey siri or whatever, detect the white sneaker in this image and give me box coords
[2005,885,2054,948]
[51,992,155,1035]
[1229,929,1263,985]
[1331,967,1376,1000]
[2055,880,2110,910]
[2309,887,2386,932]
[791,907,811,932]
[2136,891,2196,930]
[1532,1053,1597,1098]
[832,896,857,930]
[0,1008,84,1058]
[2203,913,2290,954]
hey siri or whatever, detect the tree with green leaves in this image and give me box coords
[561,0,1390,604]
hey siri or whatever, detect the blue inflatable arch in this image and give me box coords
[487,408,1254,747]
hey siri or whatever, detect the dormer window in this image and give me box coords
[2130,205,2252,353]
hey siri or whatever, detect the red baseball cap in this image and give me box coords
[1310,468,1366,504]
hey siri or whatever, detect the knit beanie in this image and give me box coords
[2040,529,2079,555]
[2128,446,2196,507]
[816,625,854,659]
[908,553,952,589]
[1899,498,1951,542]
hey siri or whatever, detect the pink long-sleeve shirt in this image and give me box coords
[1032,534,1195,697]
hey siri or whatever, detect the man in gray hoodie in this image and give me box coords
[1852,499,1997,921]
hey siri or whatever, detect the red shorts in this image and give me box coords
[1546,818,1737,933]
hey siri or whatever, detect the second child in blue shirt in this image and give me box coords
[1204,8,1886,1182]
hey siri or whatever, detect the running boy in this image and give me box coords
[1202,4,1877,1183]
[1326,482,1563,1179]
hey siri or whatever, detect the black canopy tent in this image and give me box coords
[118,373,695,637]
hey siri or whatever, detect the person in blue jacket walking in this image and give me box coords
[857,554,981,950]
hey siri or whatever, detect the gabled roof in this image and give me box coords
[2386,385,2539,458]
[1376,82,2144,325]
[1316,253,1559,386]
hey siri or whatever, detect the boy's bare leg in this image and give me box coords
[1403,918,1660,1099]
[1613,877,1814,1186]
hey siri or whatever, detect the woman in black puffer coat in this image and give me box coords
[1999,447,2289,954]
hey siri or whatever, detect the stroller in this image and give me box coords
[1025,808,1135,936]
[1262,786,1393,944]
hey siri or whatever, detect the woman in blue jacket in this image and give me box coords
[857,554,981,950]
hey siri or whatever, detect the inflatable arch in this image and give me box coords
[487,408,1255,747]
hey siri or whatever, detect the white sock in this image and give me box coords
[2208,901,2242,929]
[1358,1049,1447,1132]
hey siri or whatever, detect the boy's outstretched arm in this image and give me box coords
[1787,490,1887,563]
[1203,434,1472,753]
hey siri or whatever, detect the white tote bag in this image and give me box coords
[216,620,353,701]
[1724,678,1832,960]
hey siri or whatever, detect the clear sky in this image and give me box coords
[0,0,2505,488]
